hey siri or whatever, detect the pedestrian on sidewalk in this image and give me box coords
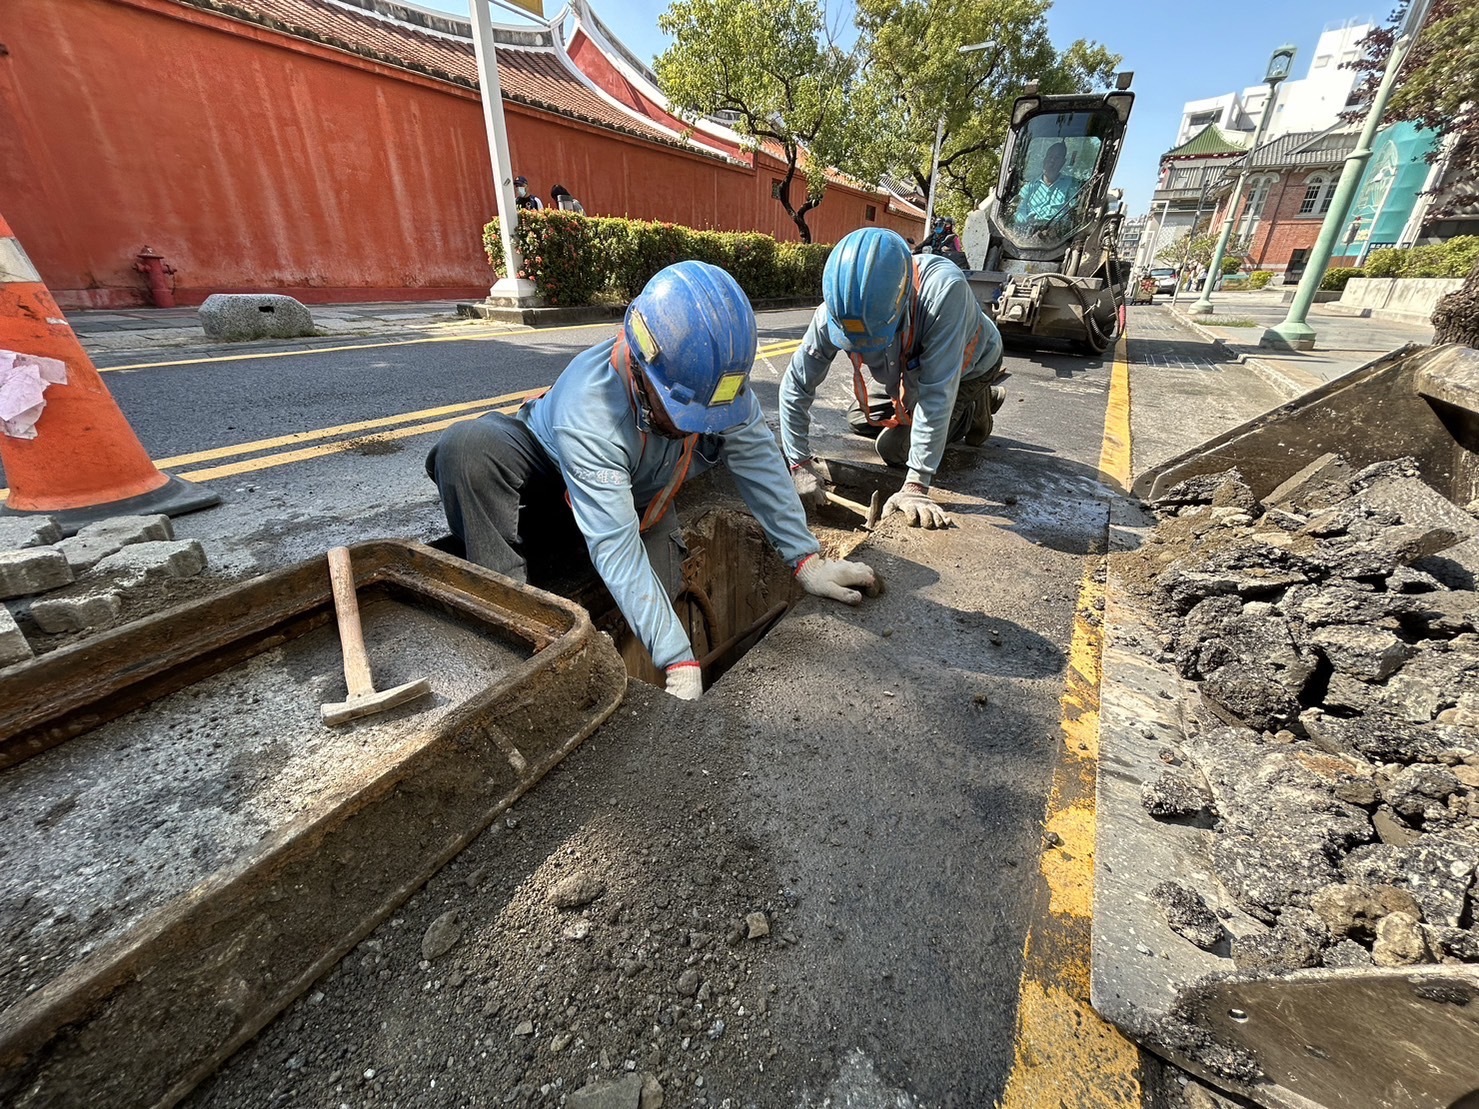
[426,261,876,701]
[514,176,543,210]
[780,227,1004,530]
[550,185,586,214]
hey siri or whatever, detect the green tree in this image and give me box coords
[655,0,858,243]
[1348,0,1479,344]
[848,0,1120,219]
[1155,222,1248,273]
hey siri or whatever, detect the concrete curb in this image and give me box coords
[457,296,822,328]
[1167,306,1308,399]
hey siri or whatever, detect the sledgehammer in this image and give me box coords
[321,546,432,726]
[822,488,884,530]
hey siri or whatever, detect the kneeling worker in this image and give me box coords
[427,261,875,700]
[780,227,1004,529]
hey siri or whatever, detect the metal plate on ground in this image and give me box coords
[0,540,627,1108]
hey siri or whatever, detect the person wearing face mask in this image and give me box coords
[425,261,876,700]
[513,175,544,211]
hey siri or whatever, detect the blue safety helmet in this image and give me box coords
[623,261,758,435]
[821,228,913,356]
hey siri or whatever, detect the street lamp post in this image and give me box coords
[469,0,540,307]
[1191,44,1296,316]
[924,41,996,239]
[1262,0,1434,350]
[923,115,946,234]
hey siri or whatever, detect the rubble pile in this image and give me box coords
[0,513,209,665]
[1136,456,1479,973]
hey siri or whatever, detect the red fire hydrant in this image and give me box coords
[134,246,177,308]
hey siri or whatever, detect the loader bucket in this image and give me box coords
[1096,343,1479,1109]
[1135,343,1479,507]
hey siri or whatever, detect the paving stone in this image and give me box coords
[56,514,174,573]
[78,513,173,543]
[30,590,123,634]
[0,515,62,550]
[92,538,206,583]
[0,604,33,667]
[199,293,315,341]
[0,547,74,600]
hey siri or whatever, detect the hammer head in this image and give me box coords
[321,678,433,727]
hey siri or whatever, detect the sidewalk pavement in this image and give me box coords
[70,300,502,356]
[1125,305,1295,480]
[1163,289,1434,397]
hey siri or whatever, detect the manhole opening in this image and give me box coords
[600,508,798,691]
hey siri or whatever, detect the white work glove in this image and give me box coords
[884,482,952,529]
[790,457,831,509]
[664,662,703,700]
[795,554,876,606]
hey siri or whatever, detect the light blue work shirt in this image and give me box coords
[518,337,819,671]
[1016,175,1079,224]
[779,253,1003,487]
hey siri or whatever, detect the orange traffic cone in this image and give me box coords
[0,211,217,533]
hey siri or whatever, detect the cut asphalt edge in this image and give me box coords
[998,330,1147,1107]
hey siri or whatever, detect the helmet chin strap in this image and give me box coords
[614,333,687,440]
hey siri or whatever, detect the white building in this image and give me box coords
[1174,19,1373,146]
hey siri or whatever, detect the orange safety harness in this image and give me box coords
[848,261,981,430]
[609,332,697,533]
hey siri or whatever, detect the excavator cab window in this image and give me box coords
[999,110,1118,246]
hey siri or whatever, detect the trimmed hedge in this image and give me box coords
[1248,270,1274,290]
[484,210,833,307]
[1321,267,1366,292]
[1363,236,1479,279]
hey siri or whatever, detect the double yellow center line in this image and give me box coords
[0,337,807,499]
[163,388,546,483]
[168,339,800,483]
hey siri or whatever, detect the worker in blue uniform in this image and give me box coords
[426,261,875,701]
[779,227,1005,530]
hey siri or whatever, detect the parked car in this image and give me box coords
[1149,268,1178,295]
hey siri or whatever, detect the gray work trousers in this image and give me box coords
[425,411,685,592]
[846,348,1004,441]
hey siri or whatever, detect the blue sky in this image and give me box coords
[411,0,1388,216]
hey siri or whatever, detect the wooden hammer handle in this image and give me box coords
[327,546,376,699]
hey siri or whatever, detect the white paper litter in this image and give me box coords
[0,350,68,439]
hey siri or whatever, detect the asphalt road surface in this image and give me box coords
[23,310,1126,1106]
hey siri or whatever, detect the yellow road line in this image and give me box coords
[175,404,521,483]
[154,387,547,469]
[100,325,804,374]
[99,332,509,373]
[0,390,545,502]
[999,331,1142,1108]
[1097,336,1133,491]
